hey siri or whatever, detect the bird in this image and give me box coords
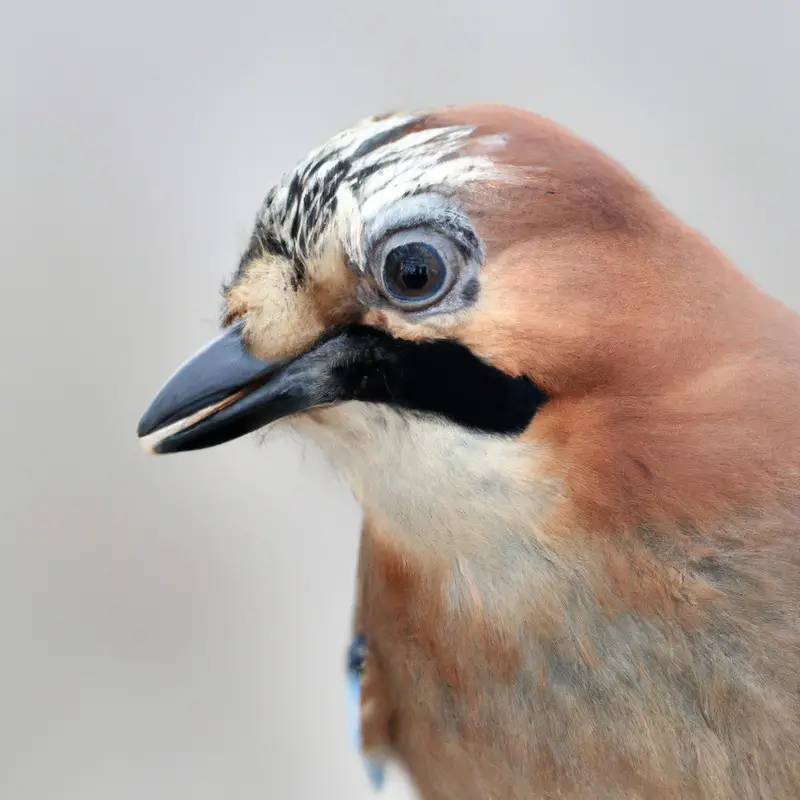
[137,104,800,798]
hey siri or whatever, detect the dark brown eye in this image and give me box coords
[383,242,446,303]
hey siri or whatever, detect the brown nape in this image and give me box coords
[428,105,660,235]
[417,104,800,529]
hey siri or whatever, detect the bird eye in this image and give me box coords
[382,242,446,303]
[372,227,461,310]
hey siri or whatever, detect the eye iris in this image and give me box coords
[384,243,444,301]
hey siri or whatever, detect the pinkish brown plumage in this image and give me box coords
[139,105,800,798]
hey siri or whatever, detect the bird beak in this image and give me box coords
[137,321,324,454]
[138,318,546,455]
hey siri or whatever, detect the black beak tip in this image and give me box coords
[136,412,154,439]
[136,413,165,454]
[146,437,170,455]
[134,321,269,452]
[135,389,178,441]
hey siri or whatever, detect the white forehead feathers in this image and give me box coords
[254,112,511,273]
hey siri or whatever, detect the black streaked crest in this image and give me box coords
[226,111,508,295]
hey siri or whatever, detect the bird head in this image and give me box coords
[137,105,800,539]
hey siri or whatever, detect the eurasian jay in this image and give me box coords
[137,105,800,799]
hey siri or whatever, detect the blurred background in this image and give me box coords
[1,1,798,798]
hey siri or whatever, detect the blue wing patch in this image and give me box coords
[347,635,385,790]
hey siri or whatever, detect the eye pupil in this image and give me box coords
[383,242,445,302]
[400,259,428,290]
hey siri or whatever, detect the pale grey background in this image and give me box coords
[1,1,798,798]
